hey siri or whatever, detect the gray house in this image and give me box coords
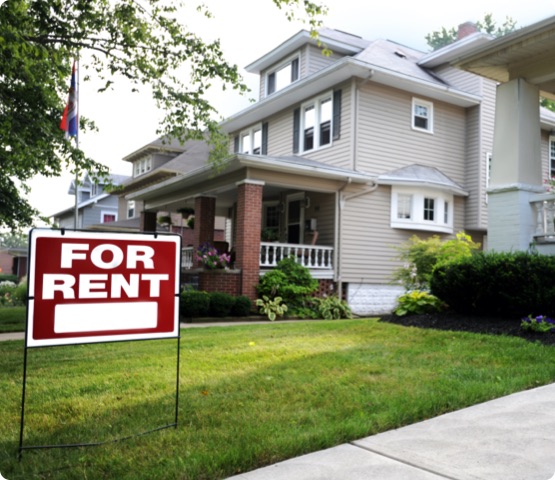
[51,173,130,229]
[123,23,555,313]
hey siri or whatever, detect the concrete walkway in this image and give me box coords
[227,383,555,480]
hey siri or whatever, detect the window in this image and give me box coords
[267,56,299,95]
[101,212,117,223]
[391,187,453,234]
[300,93,333,152]
[397,194,412,219]
[412,98,433,133]
[127,200,135,219]
[134,156,152,177]
[240,126,262,155]
[549,137,555,178]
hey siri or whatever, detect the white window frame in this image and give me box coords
[391,186,453,234]
[134,156,152,177]
[239,125,262,155]
[549,136,555,179]
[300,91,333,153]
[127,200,136,219]
[101,211,117,224]
[266,53,300,96]
[412,98,434,134]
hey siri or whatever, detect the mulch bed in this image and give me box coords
[378,312,555,346]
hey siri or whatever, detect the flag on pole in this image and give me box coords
[60,60,78,137]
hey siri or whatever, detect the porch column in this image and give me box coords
[488,78,544,251]
[235,180,264,302]
[140,211,157,232]
[193,195,216,257]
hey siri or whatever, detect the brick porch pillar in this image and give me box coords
[193,196,216,264]
[235,180,263,302]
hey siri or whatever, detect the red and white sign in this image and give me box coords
[26,229,181,347]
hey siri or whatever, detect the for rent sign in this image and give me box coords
[26,229,181,347]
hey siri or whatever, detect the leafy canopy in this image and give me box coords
[425,13,516,51]
[0,0,327,230]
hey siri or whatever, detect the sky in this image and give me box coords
[27,0,555,220]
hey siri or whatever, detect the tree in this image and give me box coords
[425,13,517,51]
[0,0,327,230]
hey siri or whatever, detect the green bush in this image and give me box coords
[394,290,445,317]
[0,306,26,332]
[430,252,555,317]
[209,292,236,317]
[231,296,252,317]
[392,232,481,290]
[257,256,317,314]
[256,295,288,321]
[0,274,18,283]
[180,290,210,318]
[312,296,352,320]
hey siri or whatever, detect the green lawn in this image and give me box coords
[0,307,25,333]
[1,319,554,479]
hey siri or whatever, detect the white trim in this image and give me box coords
[265,52,300,96]
[300,90,333,153]
[239,124,263,155]
[100,210,118,224]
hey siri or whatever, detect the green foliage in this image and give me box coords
[521,315,555,333]
[231,295,252,317]
[0,0,326,229]
[0,279,26,306]
[257,256,318,314]
[392,232,480,290]
[208,292,236,317]
[0,231,28,248]
[394,290,445,317]
[0,305,26,332]
[0,274,18,283]
[431,252,555,317]
[426,13,517,51]
[312,295,352,320]
[255,295,288,321]
[180,290,210,318]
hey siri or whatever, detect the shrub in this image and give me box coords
[394,290,445,316]
[0,274,18,283]
[209,292,236,317]
[521,315,555,333]
[256,295,287,321]
[312,296,352,320]
[231,296,252,317]
[257,256,317,314]
[392,232,480,290]
[180,290,210,318]
[430,251,555,317]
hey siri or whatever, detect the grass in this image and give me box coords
[0,307,26,332]
[1,319,555,479]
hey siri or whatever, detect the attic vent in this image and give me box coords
[394,49,407,59]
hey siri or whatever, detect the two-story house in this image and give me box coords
[52,173,130,229]
[123,23,555,314]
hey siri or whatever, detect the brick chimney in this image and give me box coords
[457,21,478,40]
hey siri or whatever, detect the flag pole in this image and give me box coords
[73,56,80,230]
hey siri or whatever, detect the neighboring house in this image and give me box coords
[122,22,555,314]
[0,248,27,280]
[51,173,130,229]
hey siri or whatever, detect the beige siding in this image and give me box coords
[464,105,482,229]
[302,192,335,246]
[434,65,482,96]
[356,83,466,184]
[305,44,344,75]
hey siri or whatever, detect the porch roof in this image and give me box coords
[126,154,375,205]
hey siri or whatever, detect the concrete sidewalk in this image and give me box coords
[227,383,555,480]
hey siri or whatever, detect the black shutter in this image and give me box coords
[261,122,269,155]
[267,72,276,95]
[293,108,300,154]
[333,89,342,141]
[234,135,240,153]
[291,58,299,82]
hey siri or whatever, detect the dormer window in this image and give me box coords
[267,56,299,96]
[134,156,152,177]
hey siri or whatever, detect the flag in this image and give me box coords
[60,60,78,137]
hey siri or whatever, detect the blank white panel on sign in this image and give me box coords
[54,302,158,333]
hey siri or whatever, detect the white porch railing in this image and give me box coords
[182,243,334,273]
[182,246,195,269]
[260,242,333,270]
[531,195,555,240]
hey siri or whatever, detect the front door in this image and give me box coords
[286,193,304,244]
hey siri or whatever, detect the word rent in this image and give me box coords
[42,243,169,300]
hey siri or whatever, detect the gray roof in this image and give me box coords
[378,164,468,196]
